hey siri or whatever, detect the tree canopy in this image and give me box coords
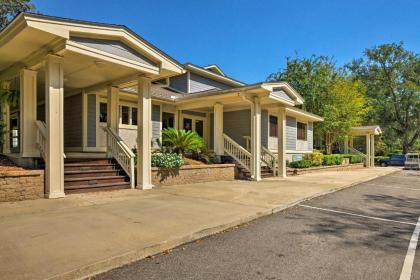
[0,0,35,30]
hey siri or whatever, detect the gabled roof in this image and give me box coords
[184,63,245,87]
[203,64,225,76]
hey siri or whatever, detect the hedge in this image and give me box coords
[342,154,364,164]
[322,154,344,166]
[289,160,313,168]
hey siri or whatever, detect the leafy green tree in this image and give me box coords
[347,43,420,154]
[0,0,35,30]
[268,55,369,152]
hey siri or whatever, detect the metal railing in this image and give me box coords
[223,133,251,172]
[104,127,136,189]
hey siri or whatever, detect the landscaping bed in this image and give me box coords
[287,163,364,176]
[151,164,235,186]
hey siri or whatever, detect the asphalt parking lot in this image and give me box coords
[96,170,420,280]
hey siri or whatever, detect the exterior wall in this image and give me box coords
[272,89,293,103]
[151,164,235,186]
[169,73,188,93]
[223,110,251,147]
[307,122,314,150]
[87,94,96,147]
[286,116,297,150]
[64,93,82,147]
[119,128,137,149]
[189,73,231,93]
[152,104,161,148]
[0,170,44,202]
[261,110,268,148]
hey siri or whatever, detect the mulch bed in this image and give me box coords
[0,155,27,172]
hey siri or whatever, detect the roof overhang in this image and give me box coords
[184,63,245,87]
[0,13,185,81]
[203,64,225,76]
[350,125,382,136]
[285,107,324,122]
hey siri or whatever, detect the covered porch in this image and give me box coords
[0,13,184,197]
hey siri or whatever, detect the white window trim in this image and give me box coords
[181,113,207,139]
[119,101,138,130]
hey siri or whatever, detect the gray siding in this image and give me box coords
[64,94,82,147]
[286,116,297,150]
[152,105,161,148]
[70,37,157,67]
[261,110,268,148]
[169,74,188,93]
[189,73,231,93]
[272,89,293,103]
[307,122,313,151]
[87,94,96,147]
[223,110,251,147]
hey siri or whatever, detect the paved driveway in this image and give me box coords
[95,170,420,280]
[0,167,399,280]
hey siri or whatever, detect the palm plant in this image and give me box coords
[161,128,205,155]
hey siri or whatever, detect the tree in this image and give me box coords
[267,55,369,153]
[0,0,35,30]
[347,43,420,153]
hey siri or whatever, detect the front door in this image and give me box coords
[96,98,107,148]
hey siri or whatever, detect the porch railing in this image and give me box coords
[261,146,277,175]
[104,126,136,189]
[35,121,47,159]
[223,133,251,172]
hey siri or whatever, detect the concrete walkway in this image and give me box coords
[0,167,399,280]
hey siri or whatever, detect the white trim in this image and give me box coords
[82,91,88,150]
[181,113,207,138]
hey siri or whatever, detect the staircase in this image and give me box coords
[64,158,130,194]
[223,133,276,180]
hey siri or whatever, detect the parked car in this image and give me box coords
[378,154,407,167]
[405,153,420,170]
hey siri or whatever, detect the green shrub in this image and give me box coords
[289,160,313,169]
[322,154,343,166]
[151,153,184,168]
[342,154,364,164]
[161,128,205,155]
[304,150,324,166]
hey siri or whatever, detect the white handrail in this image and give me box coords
[243,136,251,151]
[261,146,277,175]
[35,121,47,159]
[349,147,366,158]
[223,133,251,172]
[104,127,136,189]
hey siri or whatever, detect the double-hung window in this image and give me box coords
[120,104,138,127]
[297,122,307,141]
[269,115,278,137]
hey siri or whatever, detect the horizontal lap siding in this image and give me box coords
[272,90,293,103]
[169,74,188,93]
[307,122,313,151]
[189,73,231,93]
[87,94,96,147]
[152,105,161,148]
[261,110,268,148]
[223,110,251,147]
[286,116,297,150]
[64,93,83,147]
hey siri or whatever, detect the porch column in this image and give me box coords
[250,97,261,181]
[106,86,119,157]
[370,134,375,167]
[45,55,65,198]
[343,136,349,154]
[1,103,10,154]
[137,76,153,189]
[213,102,224,162]
[365,134,371,168]
[277,106,287,178]
[20,69,38,157]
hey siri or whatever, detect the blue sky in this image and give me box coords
[32,0,419,84]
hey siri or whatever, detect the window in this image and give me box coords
[269,115,278,137]
[121,106,129,125]
[131,108,138,126]
[99,102,107,123]
[297,122,307,141]
[183,118,192,131]
[119,104,138,127]
[162,112,174,129]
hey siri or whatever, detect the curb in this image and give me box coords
[48,169,400,280]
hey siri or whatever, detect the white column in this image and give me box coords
[45,55,65,198]
[213,103,224,162]
[343,136,349,154]
[365,134,371,168]
[175,109,181,129]
[1,103,10,154]
[137,76,153,190]
[370,134,375,167]
[106,86,119,157]
[20,69,38,157]
[277,106,286,178]
[250,97,261,181]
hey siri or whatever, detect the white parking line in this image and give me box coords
[299,204,417,226]
[400,216,420,280]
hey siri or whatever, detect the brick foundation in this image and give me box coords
[152,164,235,186]
[0,170,44,202]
